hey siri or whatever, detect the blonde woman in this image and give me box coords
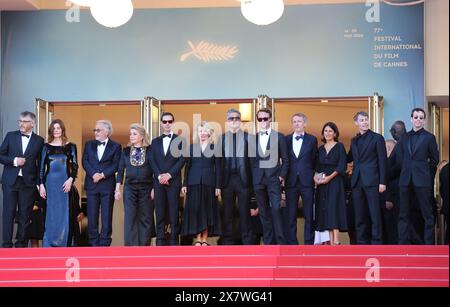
[181,122,222,246]
[115,124,155,246]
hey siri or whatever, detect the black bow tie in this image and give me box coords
[97,141,106,146]
[295,134,304,141]
[259,131,268,136]
[162,134,172,138]
[21,134,30,139]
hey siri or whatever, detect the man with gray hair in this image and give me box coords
[0,111,44,248]
[82,120,121,246]
[218,108,253,245]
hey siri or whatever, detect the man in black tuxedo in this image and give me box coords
[250,108,289,245]
[150,112,186,246]
[0,111,44,248]
[284,113,317,245]
[219,108,253,245]
[348,111,387,244]
[396,108,439,245]
[82,120,121,246]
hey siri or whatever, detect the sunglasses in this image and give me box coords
[257,117,270,122]
[413,116,424,120]
[161,120,174,124]
[227,117,241,121]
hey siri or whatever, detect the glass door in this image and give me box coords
[368,93,384,135]
[35,98,54,140]
[141,97,162,141]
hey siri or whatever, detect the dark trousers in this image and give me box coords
[154,185,180,246]
[352,181,382,244]
[382,205,399,245]
[86,190,115,246]
[123,184,154,246]
[2,177,35,248]
[221,174,252,245]
[398,186,435,245]
[284,186,314,245]
[254,176,286,245]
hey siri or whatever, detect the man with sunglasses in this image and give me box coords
[251,108,289,245]
[0,111,44,248]
[82,120,121,246]
[150,112,186,246]
[396,108,439,244]
[218,108,253,245]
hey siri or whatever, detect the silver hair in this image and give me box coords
[96,120,113,136]
[226,108,241,119]
[291,113,308,123]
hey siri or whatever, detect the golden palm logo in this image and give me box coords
[180,41,239,63]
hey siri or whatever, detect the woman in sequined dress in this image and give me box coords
[115,123,155,246]
[39,119,80,247]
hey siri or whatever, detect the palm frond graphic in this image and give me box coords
[180,40,239,63]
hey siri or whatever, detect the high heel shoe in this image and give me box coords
[194,241,202,246]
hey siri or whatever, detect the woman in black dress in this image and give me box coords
[39,119,81,247]
[115,123,155,246]
[314,122,348,245]
[181,121,221,246]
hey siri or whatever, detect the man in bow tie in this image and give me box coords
[250,108,289,245]
[284,113,318,245]
[150,112,186,246]
[0,111,44,248]
[82,120,121,246]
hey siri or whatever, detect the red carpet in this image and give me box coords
[0,245,448,287]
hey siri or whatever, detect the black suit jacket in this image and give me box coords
[250,130,289,185]
[396,128,439,188]
[219,130,252,188]
[82,139,121,192]
[348,130,387,188]
[285,132,318,188]
[0,131,44,187]
[150,134,186,187]
[183,143,221,188]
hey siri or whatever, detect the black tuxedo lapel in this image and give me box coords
[92,141,100,162]
[287,134,296,158]
[16,131,24,155]
[352,138,360,160]
[99,141,113,162]
[23,133,36,156]
[298,134,309,158]
[406,133,413,157]
[157,137,165,157]
[412,133,426,155]
[359,131,374,158]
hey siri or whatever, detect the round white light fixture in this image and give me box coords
[90,0,134,28]
[240,0,285,26]
[70,0,93,7]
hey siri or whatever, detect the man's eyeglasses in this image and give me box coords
[93,129,104,133]
[17,120,32,124]
[227,117,241,122]
[161,120,174,124]
[413,116,425,120]
[257,117,270,122]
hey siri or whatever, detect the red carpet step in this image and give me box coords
[0,245,447,287]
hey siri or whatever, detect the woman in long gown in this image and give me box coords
[181,121,222,246]
[39,119,81,247]
[314,122,348,245]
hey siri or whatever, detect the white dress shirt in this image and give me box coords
[15,132,32,176]
[259,128,271,155]
[163,132,173,156]
[97,138,109,161]
[292,133,304,158]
